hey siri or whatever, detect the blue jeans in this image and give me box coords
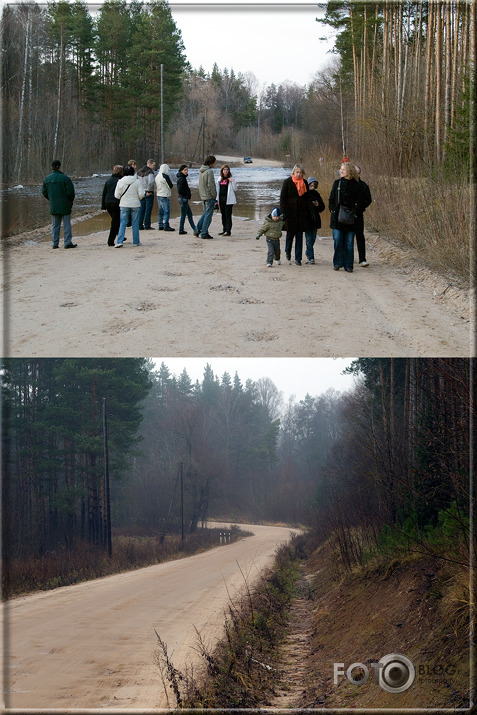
[178,197,196,232]
[138,193,154,228]
[305,229,317,261]
[117,206,140,245]
[157,196,171,228]
[197,198,215,237]
[51,214,73,247]
[332,228,355,270]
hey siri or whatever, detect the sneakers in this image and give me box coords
[133,242,142,246]
[164,226,175,231]
[359,260,369,267]
[295,260,302,266]
[64,243,77,249]
[179,230,187,235]
[345,267,353,272]
[115,243,123,248]
[52,245,59,249]
[158,226,164,230]
[193,230,200,236]
[276,260,281,265]
[267,263,272,267]
[333,266,340,270]
[201,234,213,239]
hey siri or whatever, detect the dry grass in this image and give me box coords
[306,149,472,284]
[155,533,308,709]
[3,525,248,599]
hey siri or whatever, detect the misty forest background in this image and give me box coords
[2,0,475,281]
[2,358,473,597]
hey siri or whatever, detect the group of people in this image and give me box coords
[99,154,238,247]
[257,160,371,270]
[42,156,372,271]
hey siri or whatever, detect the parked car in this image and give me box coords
[243,156,253,163]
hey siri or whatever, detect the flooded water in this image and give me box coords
[2,166,291,241]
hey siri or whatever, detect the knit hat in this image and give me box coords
[307,176,318,186]
[271,207,281,218]
[51,160,61,169]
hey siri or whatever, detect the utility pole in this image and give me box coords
[180,461,184,540]
[102,397,112,558]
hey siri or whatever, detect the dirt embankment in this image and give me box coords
[269,543,470,710]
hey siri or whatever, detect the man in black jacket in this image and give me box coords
[176,164,197,235]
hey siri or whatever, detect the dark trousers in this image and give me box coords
[266,238,281,264]
[219,201,233,233]
[285,231,303,261]
[355,216,366,262]
[105,202,120,245]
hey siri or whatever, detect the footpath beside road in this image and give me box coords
[3,213,472,357]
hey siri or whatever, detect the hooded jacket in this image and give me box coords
[257,214,285,240]
[137,165,156,193]
[114,175,144,208]
[176,170,192,200]
[155,164,174,197]
[198,164,216,201]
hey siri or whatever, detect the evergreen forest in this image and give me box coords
[2,358,473,596]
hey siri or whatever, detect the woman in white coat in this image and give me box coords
[114,165,145,246]
[216,164,237,236]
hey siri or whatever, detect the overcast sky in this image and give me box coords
[169,2,336,88]
[153,358,358,402]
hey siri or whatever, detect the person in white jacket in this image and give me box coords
[216,164,237,236]
[114,165,145,246]
[155,163,175,231]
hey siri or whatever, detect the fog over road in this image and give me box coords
[3,523,294,710]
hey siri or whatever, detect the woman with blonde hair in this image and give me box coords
[279,163,312,265]
[328,161,365,272]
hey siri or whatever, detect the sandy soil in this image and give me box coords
[2,212,473,357]
[3,523,293,710]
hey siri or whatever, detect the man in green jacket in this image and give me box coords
[42,160,76,248]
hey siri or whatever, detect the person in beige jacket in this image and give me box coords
[195,155,216,239]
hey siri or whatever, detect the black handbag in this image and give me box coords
[337,181,356,225]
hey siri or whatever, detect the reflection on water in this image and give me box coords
[2,166,290,240]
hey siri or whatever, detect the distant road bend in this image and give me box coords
[3,523,294,710]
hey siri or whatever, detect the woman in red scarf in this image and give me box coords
[279,164,312,265]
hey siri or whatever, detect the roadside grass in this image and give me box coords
[3,525,249,599]
[155,532,309,709]
[307,150,472,284]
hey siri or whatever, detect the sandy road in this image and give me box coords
[2,523,293,710]
[2,213,473,357]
